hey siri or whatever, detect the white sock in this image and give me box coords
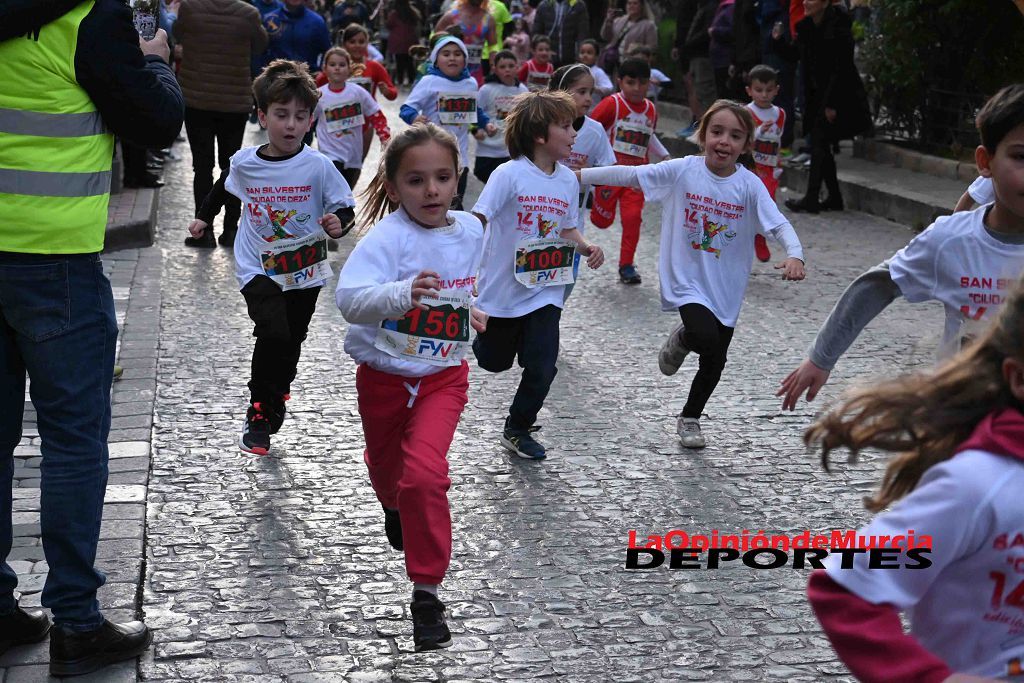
[413,583,438,597]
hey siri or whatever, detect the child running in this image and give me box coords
[578,39,613,107]
[744,64,786,263]
[779,84,1024,412]
[314,47,391,194]
[518,34,554,92]
[581,100,805,448]
[549,63,617,300]
[187,60,355,455]
[472,91,605,460]
[473,49,527,183]
[400,36,496,210]
[803,273,1024,682]
[335,123,487,652]
[589,57,667,285]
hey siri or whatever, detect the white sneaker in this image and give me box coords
[676,416,706,449]
[658,323,690,376]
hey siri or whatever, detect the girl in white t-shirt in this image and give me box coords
[803,274,1024,682]
[580,100,806,448]
[335,123,487,653]
[550,62,617,301]
[314,47,391,193]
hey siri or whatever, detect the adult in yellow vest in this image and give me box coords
[0,0,182,676]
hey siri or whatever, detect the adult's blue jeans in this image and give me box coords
[0,252,115,629]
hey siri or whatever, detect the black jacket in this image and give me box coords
[0,0,184,149]
[774,5,871,139]
[531,0,589,67]
[684,0,719,58]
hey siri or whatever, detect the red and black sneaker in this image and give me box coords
[239,403,272,455]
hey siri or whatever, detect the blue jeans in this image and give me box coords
[0,252,115,629]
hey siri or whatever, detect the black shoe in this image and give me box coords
[266,395,287,435]
[382,505,403,551]
[218,227,237,248]
[499,417,546,460]
[784,197,821,214]
[618,264,642,285]
[239,403,272,455]
[820,195,845,211]
[410,591,452,652]
[123,172,163,189]
[184,229,215,248]
[0,605,51,656]
[49,619,152,677]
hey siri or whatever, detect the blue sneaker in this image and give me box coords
[500,419,547,460]
[677,121,699,138]
[619,264,642,285]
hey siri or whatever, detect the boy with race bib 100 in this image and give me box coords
[471,90,605,461]
[187,60,355,455]
[336,123,487,653]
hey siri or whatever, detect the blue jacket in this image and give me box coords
[399,64,491,126]
[263,4,330,72]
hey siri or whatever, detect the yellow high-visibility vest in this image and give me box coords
[0,0,114,254]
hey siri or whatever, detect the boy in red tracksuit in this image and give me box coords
[589,57,659,285]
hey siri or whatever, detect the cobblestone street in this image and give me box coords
[103,94,948,682]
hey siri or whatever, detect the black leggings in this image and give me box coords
[332,160,361,192]
[678,303,735,418]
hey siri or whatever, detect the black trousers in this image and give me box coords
[241,276,321,408]
[452,167,469,211]
[805,119,841,203]
[185,107,248,231]
[332,160,362,191]
[394,53,416,85]
[472,304,561,430]
[473,155,508,184]
[677,303,735,418]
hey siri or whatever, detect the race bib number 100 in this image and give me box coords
[374,289,471,366]
[437,93,477,125]
[261,232,332,290]
[514,237,576,287]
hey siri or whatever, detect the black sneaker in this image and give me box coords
[184,229,215,248]
[0,604,51,656]
[239,403,272,455]
[618,264,642,285]
[500,418,547,460]
[50,619,152,677]
[383,505,403,551]
[410,591,452,651]
[266,394,288,435]
[218,227,237,248]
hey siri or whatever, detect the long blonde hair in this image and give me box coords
[806,273,1024,511]
[358,123,461,231]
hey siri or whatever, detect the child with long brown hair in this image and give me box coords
[580,99,805,448]
[335,123,486,652]
[804,273,1024,682]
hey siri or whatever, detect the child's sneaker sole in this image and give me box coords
[238,436,269,456]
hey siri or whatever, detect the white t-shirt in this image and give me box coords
[561,116,616,231]
[476,81,528,158]
[824,449,1024,679]
[403,73,480,169]
[968,175,995,205]
[889,207,1024,357]
[473,157,580,318]
[336,209,485,378]
[314,83,381,168]
[224,145,355,290]
[636,155,803,326]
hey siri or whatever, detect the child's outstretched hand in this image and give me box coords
[318,214,344,238]
[411,270,440,309]
[188,218,209,238]
[473,128,486,141]
[470,307,488,333]
[777,358,830,411]
[583,243,604,269]
[775,257,805,280]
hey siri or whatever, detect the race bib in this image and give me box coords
[613,119,652,157]
[514,237,576,287]
[437,92,477,125]
[493,95,518,131]
[467,43,483,66]
[324,102,364,133]
[752,136,781,167]
[527,70,551,91]
[261,232,331,290]
[350,76,373,94]
[374,289,472,366]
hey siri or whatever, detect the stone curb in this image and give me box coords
[104,188,159,254]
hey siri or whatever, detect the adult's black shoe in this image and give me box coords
[184,229,216,248]
[820,195,845,212]
[50,619,152,677]
[0,605,51,655]
[784,197,821,214]
[123,173,164,189]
